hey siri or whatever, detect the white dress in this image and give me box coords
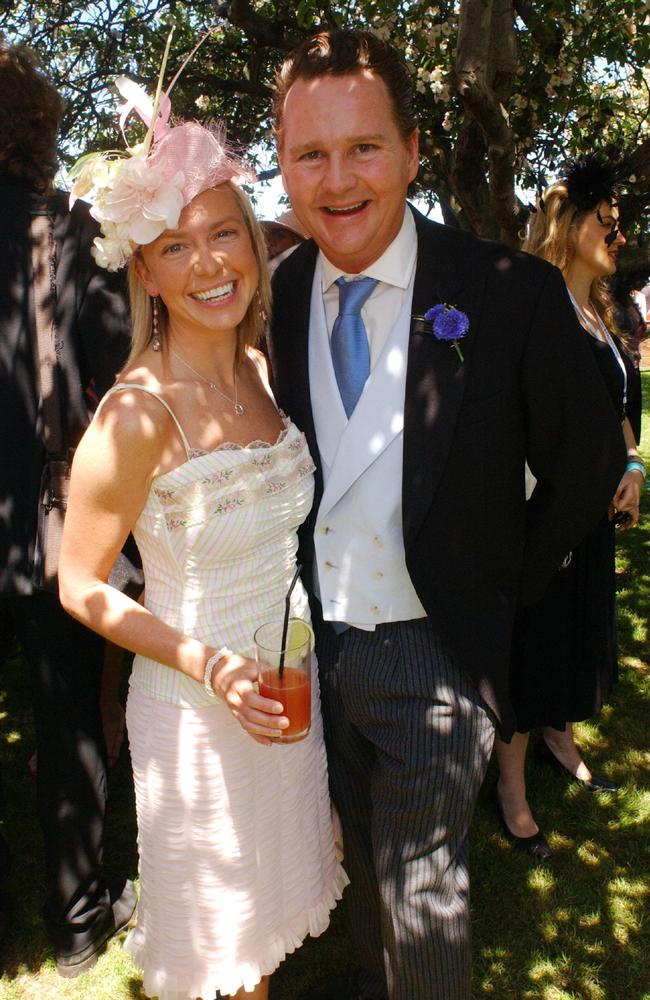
[101,383,348,999]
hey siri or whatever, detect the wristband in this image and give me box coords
[203,647,230,699]
[626,460,646,480]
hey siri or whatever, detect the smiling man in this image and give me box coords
[267,29,626,1000]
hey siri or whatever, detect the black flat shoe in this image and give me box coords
[493,793,553,860]
[535,740,619,793]
[576,773,619,792]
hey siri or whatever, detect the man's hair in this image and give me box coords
[0,42,64,192]
[273,29,417,144]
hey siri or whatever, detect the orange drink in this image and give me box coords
[254,619,313,744]
[258,666,311,742]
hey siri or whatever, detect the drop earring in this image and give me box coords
[151,296,161,351]
[256,290,268,325]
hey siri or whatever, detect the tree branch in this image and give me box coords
[513,0,563,59]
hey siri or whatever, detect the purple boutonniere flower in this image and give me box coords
[423,303,469,362]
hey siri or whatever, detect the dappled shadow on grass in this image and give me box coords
[614,512,649,671]
[473,766,650,998]
[472,423,650,999]
[472,633,650,997]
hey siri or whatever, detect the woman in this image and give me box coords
[494,157,645,859]
[58,89,347,998]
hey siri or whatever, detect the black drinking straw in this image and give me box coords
[279,563,302,679]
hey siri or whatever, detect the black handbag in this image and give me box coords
[30,208,143,597]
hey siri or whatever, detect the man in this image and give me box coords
[0,43,136,976]
[267,30,626,1000]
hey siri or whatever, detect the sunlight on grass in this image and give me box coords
[578,911,601,930]
[621,654,648,671]
[605,790,650,828]
[1,940,142,1000]
[607,876,647,946]
[476,946,510,994]
[576,840,611,867]
[528,953,607,1000]
[547,832,576,853]
[527,868,556,895]
[617,607,648,643]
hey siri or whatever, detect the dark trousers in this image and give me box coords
[0,591,115,955]
[315,613,495,1000]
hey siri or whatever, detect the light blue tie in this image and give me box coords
[331,276,378,418]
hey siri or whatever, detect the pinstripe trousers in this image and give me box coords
[315,614,495,1000]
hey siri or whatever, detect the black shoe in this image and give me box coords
[55,879,137,979]
[298,971,381,1000]
[535,740,619,792]
[494,793,552,860]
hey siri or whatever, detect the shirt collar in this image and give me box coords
[320,204,417,293]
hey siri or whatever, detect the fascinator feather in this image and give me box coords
[69,28,254,270]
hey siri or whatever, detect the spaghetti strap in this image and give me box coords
[97,383,193,459]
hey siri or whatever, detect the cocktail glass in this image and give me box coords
[254,619,312,744]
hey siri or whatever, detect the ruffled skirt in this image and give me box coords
[124,681,348,999]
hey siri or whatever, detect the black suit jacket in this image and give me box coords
[0,174,131,595]
[268,206,626,734]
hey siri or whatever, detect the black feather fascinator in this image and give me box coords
[563,155,619,212]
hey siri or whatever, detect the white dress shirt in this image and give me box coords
[321,207,418,367]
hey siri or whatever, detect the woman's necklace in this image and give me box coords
[567,290,627,411]
[170,348,245,416]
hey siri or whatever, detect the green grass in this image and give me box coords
[1,375,648,1000]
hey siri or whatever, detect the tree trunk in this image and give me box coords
[453,0,521,245]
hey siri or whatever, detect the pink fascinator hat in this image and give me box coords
[69,30,254,270]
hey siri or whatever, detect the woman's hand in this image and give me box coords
[211,652,289,746]
[610,469,642,530]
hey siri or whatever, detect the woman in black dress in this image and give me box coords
[494,159,645,858]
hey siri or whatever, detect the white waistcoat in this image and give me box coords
[309,259,426,629]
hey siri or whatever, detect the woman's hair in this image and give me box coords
[0,43,64,193]
[125,182,272,367]
[273,28,417,146]
[523,181,621,338]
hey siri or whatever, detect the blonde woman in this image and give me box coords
[58,92,347,999]
[494,158,644,858]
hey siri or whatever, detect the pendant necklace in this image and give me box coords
[170,348,245,416]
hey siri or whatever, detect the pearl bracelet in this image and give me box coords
[203,647,230,699]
